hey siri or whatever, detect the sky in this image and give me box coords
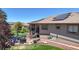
[2,8,79,23]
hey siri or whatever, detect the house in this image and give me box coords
[29,12,79,41]
[22,23,29,28]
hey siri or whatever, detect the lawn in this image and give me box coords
[10,44,63,50]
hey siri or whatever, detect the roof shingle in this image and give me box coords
[29,12,79,24]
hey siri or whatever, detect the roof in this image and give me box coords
[23,23,29,26]
[29,12,79,24]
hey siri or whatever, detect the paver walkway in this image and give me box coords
[40,38,79,50]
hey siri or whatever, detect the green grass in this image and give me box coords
[10,44,63,50]
[30,44,63,50]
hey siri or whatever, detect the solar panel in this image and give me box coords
[53,13,70,20]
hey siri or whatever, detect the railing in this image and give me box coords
[49,33,79,43]
[50,33,58,38]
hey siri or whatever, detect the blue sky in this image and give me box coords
[2,8,79,23]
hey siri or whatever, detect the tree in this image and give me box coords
[0,9,11,49]
[11,22,28,38]
[0,9,11,38]
[13,22,23,30]
[12,22,23,36]
[0,9,7,22]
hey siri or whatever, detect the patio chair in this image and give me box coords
[32,33,38,38]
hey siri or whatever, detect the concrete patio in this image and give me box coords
[40,38,79,50]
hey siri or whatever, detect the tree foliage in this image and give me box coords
[0,9,11,39]
[11,22,29,37]
[13,22,23,30]
[0,9,11,49]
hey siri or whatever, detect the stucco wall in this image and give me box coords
[39,24,79,40]
[39,24,50,34]
[39,24,67,34]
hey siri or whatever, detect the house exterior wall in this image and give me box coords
[39,24,79,40]
[39,24,67,35]
[39,24,50,34]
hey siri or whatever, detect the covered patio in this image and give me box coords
[29,24,40,38]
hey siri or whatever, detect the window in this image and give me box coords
[41,25,48,30]
[68,25,78,33]
[56,26,60,29]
